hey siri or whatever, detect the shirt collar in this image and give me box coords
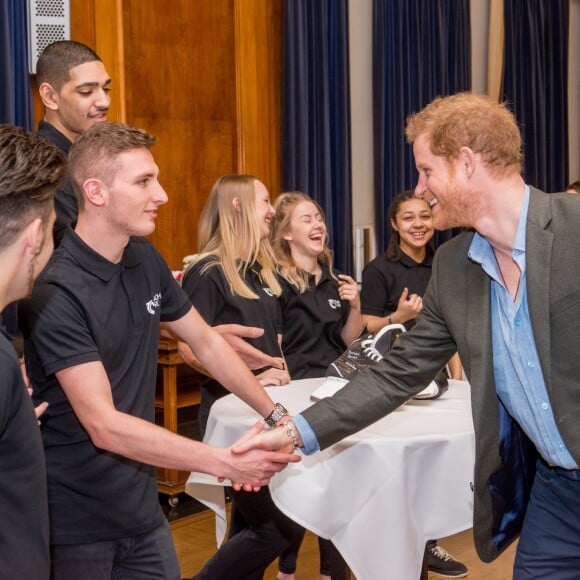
[60,228,140,282]
[397,246,434,268]
[38,121,72,154]
[468,185,530,270]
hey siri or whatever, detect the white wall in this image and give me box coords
[349,0,374,231]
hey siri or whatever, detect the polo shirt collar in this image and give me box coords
[398,246,433,268]
[38,121,72,154]
[61,228,140,282]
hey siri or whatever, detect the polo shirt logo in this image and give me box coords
[263,287,274,297]
[328,299,341,309]
[146,292,162,315]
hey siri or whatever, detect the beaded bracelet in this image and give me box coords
[284,422,300,451]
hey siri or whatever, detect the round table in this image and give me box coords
[186,378,475,579]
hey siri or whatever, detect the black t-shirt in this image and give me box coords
[20,230,191,544]
[361,249,433,330]
[0,329,49,577]
[37,121,76,246]
[182,256,282,407]
[279,264,350,379]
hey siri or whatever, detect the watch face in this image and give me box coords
[266,403,288,425]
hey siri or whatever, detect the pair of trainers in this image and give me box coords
[311,323,448,401]
[427,544,468,578]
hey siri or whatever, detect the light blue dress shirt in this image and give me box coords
[295,186,576,467]
[468,186,577,469]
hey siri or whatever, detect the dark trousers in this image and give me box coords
[513,458,580,579]
[194,487,305,580]
[278,535,332,576]
[51,520,180,580]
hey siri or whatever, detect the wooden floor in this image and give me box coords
[171,506,517,579]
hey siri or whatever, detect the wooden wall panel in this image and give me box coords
[234,0,283,196]
[122,0,238,268]
[32,0,283,270]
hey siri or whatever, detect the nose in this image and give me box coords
[154,182,169,206]
[414,178,426,198]
[95,88,111,109]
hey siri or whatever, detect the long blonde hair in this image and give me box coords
[187,174,281,299]
[271,192,336,293]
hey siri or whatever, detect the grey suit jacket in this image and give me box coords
[302,187,580,561]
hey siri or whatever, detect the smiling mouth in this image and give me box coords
[429,198,438,207]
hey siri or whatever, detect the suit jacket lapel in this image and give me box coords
[464,253,497,432]
[525,188,553,389]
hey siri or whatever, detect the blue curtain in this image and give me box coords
[0,0,33,339]
[282,0,353,273]
[0,0,34,128]
[372,0,471,251]
[502,0,569,193]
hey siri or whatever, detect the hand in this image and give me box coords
[338,275,360,309]
[395,287,423,323]
[27,387,48,426]
[215,324,285,370]
[231,420,299,456]
[219,422,301,491]
[256,366,291,387]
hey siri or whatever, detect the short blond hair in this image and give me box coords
[68,122,155,208]
[406,92,522,178]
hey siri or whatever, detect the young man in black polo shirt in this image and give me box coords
[36,40,111,244]
[0,124,65,579]
[21,122,298,580]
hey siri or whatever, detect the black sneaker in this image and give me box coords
[310,324,405,401]
[427,545,468,578]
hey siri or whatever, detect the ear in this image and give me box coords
[22,217,44,256]
[282,231,293,242]
[459,146,477,178]
[83,178,107,208]
[390,218,399,232]
[232,197,241,213]
[38,82,60,111]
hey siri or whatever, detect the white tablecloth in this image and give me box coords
[186,378,475,580]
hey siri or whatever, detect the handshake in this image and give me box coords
[222,418,303,493]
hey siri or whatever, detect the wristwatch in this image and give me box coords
[265,403,289,427]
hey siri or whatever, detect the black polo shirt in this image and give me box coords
[361,249,433,330]
[182,257,282,410]
[37,121,77,245]
[20,229,191,544]
[0,329,49,577]
[279,264,350,379]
